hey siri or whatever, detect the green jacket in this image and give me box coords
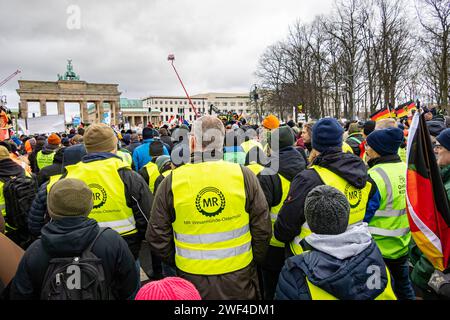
[410,165,450,291]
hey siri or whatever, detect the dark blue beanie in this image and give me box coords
[311,118,344,152]
[436,128,450,151]
[366,127,404,156]
[143,128,159,140]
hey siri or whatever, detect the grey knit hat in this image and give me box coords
[304,185,350,235]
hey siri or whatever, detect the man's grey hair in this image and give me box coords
[130,133,139,142]
[375,118,397,130]
[193,116,225,151]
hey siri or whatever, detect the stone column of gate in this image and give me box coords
[110,100,118,126]
[57,100,65,118]
[39,99,47,117]
[19,100,28,119]
[96,101,104,124]
[80,101,89,124]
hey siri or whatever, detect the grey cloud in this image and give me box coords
[1,0,337,113]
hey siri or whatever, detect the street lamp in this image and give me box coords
[250,84,261,123]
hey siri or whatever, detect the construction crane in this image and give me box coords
[0,69,21,88]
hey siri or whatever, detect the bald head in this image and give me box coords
[192,116,225,152]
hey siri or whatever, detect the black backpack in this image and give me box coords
[2,175,38,248]
[40,228,112,300]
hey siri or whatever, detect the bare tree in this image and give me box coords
[417,0,450,109]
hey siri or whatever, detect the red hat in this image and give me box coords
[135,277,202,300]
[47,133,61,146]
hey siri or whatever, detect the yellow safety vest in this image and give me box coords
[305,261,397,300]
[144,162,160,194]
[162,170,172,178]
[36,151,55,170]
[241,140,264,154]
[368,162,411,259]
[0,180,7,231]
[172,160,253,275]
[117,150,132,167]
[290,166,372,255]
[247,163,288,248]
[342,142,354,154]
[47,157,137,236]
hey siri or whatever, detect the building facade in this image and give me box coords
[139,92,253,125]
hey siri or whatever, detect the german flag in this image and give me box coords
[370,107,394,121]
[406,112,450,270]
[407,101,417,112]
[395,103,409,119]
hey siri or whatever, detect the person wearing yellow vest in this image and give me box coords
[275,185,396,300]
[27,124,153,261]
[36,133,61,172]
[248,125,306,300]
[239,126,265,165]
[139,141,166,194]
[274,118,380,256]
[146,115,272,300]
[365,127,415,300]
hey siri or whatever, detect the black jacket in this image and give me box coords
[254,147,306,271]
[9,217,138,300]
[27,153,153,259]
[274,148,380,250]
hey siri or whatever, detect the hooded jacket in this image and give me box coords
[62,144,87,167]
[275,223,392,300]
[274,148,380,248]
[9,217,138,300]
[27,153,153,259]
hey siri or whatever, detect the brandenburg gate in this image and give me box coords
[16,60,121,125]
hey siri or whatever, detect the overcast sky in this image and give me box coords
[0,0,336,118]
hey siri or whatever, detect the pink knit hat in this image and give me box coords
[135,277,202,300]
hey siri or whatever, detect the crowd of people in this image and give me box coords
[0,105,449,300]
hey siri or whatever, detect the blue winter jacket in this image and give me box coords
[132,138,169,171]
[275,240,391,300]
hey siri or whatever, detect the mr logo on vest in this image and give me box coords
[344,184,362,209]
[89,183,107,209]
[195,187,226,217]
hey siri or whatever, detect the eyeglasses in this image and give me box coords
[434,143,443,149]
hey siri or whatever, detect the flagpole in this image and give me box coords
[167,54,199,120]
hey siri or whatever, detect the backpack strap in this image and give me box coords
[83,227,109,255]
[347,136,363,145]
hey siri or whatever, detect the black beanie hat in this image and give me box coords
[143,127,159,140]
[363,120,376,136]
[149,141,164,158]
[304,185,350,235]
